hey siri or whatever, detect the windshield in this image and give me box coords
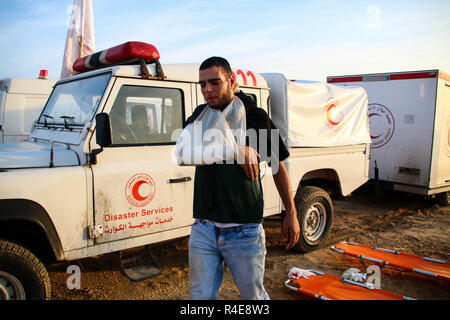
[38,73,110,126]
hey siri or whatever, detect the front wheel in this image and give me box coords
[292,186,334,253]
[0,239,51,300]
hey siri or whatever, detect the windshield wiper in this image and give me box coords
[60,116,75,129]
[42,114,54,128]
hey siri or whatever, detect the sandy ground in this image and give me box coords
[47,185,450,300]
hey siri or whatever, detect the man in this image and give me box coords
[182,57,300,300]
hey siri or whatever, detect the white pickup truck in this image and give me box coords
[0,42,371,299]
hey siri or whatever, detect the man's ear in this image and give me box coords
[229,72,237,91]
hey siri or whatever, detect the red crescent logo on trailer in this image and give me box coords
[368,104,395,148]
[125,173,155,207]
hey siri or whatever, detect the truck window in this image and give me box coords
[38,73,110,126]
[109,85,183,145]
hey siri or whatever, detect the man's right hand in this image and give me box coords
[283,207,300,250]
[237,145,260,180]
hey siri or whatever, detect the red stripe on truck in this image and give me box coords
[327,76,363,83]
[390,72,437,80]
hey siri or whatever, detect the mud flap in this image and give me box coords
[331,241,450,281]
[120,246,162,282]
[285,269,414,300]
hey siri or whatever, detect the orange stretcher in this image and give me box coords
[331,241,450,281]
[285,270,414,300]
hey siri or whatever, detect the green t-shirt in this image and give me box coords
[185,91,290,224]
[193,163,264,224]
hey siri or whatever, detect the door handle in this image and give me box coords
[169,177,192,184]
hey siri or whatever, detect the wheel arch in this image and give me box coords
[0,199,64,262]
[297,168,342,197]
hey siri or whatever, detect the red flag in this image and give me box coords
[60,0,95,79]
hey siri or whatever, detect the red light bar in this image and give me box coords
[73,41,160,73]
[38,69,48,79]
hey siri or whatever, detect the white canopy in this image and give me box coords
[262,73,371,147]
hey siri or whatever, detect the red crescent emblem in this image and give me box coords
[125,173,155,207]
[326,104,342,126]
[324,98,344,131]
[132,180,149,201]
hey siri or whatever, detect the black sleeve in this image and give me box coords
[183,104,207,128]
[245,106,290,166]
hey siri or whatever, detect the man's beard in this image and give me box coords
[209,90,234,111]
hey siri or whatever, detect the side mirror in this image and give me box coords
[89,113,112,165]
[95,113,112,147]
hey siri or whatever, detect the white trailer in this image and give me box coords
[0,75,56,143]
[327,70,450,201]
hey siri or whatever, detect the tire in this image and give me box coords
[0,239,51,300]
[436,192,449,206]
[292,186,334,253]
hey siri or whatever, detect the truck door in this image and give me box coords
[91,78,195,244]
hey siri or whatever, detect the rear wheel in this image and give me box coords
[0,239,51,300]
[292,186,334,253]
[436,192,449,206]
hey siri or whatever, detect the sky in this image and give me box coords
[0,0,449,81]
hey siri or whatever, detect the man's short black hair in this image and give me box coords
[199,56,232,77]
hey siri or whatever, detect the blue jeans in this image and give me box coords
[189,219,269,300]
